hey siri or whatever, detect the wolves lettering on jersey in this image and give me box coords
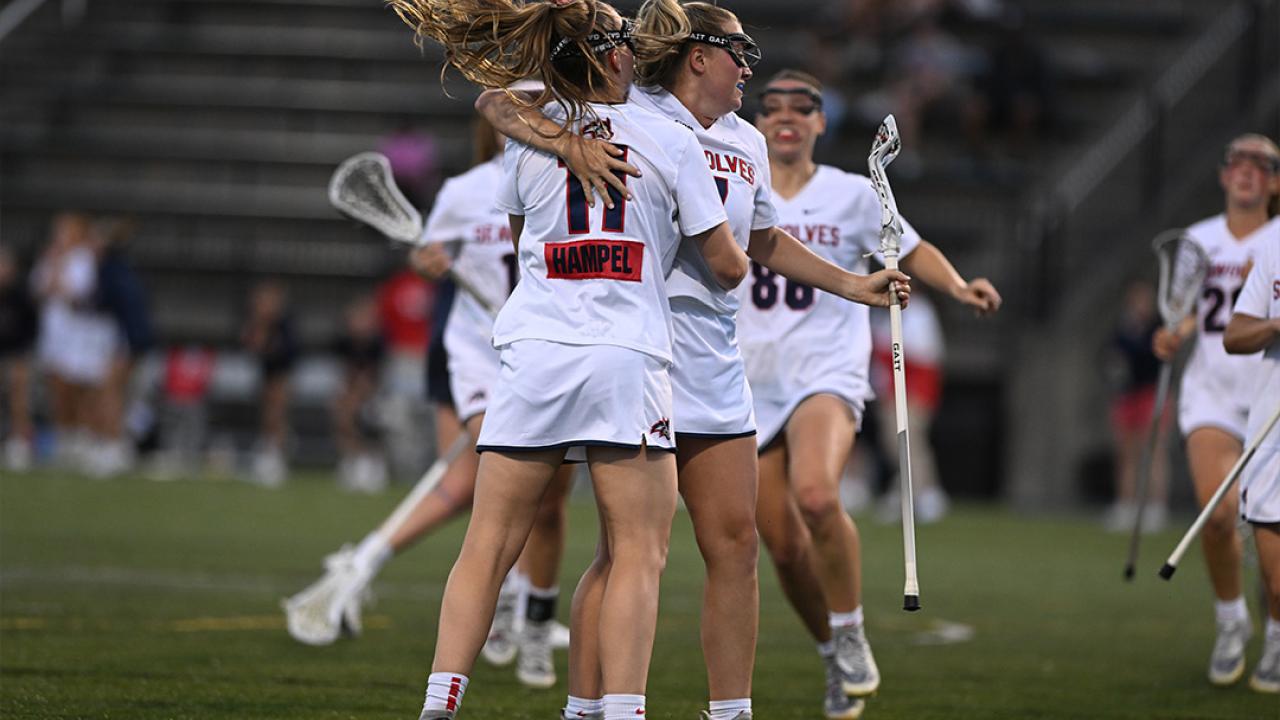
[631,85,779,316]
[420,157,514,367]
[546,239,643,281]
[493,100,728,362]
[736,165,922,402]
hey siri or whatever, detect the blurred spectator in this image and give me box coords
[379,117,441,208]
[1102,278,1169,533]
[331,295,388,493]
[0,244,39,471]
[871,294,950,523]
[150,345,216,480]
[966,6,1058,162]
[241,281,297,487]
[377,267,434,478]
[31,212,120,472]
[90,217,153,478]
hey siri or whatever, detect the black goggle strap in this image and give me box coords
[686,31,761,68]
[551,19,635,60]
[758,86,823,113]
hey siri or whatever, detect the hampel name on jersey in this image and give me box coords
[545,239,644,282]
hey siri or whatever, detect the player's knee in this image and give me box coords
[795,485,842,527]
[1202,507,1238,541]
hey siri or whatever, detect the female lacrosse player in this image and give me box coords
[478,4,912,719]
[1224,233,1280,694]
[390,1,758,717]
[1154,133,1280,686]
[284,115,576,689]
[742,69,1000,719]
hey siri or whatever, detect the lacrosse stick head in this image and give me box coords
[328,152,424,246]
[1151,229,1210,329]
[867,114,905,256]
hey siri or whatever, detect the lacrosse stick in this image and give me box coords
[1123,231,1209,580]
[868,115,920,612]
[328,151,500,317]
[1160,399,1280,579]
[282,430,473,645]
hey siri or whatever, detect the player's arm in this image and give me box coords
[747,226,910,308]
[900,240,1001,315]
[689,223,749,290]
[1223,312,1279,354]
[475,89,638,208]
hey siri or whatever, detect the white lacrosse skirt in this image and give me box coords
[669,298,756,438]
[749,372,869,452]
[1240,446,1280,524]
[445,327,502,424]
[1178,359,1250,440]
[475,339,676,455]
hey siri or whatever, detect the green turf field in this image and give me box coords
[1,472,1274,719]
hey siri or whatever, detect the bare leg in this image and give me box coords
[431,448,563,674]
[7,358,34,440]
[756,440,830,643]
[261,375,289,450]
[567,507,610,700]
[385,410,482,552]
[589,444,678,695]
[678,434,760,701]
[1187,428,1245,601]
[785,395,861,612]
[1256,524,1280,622]
[521,465,574,589]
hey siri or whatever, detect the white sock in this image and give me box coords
[564,695,603,718]
[1214,597,1249,625]
[603,693,645,720]
[1267,617,1280,644]
[422,672,468,714]
[707,698,751,720]
[352,533,392,576]
[816,639,836,658]
[829,606,864,630]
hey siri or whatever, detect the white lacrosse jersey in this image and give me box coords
[736,165,922,401]
[1232,235,1280,447]
[1182,214,1272,394]
[493,100,729,363]
[421,156,514,365]
[631,85,778,316]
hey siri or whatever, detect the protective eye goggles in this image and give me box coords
[687,31,761,69]
[551,18,635,60]
[757,87,823,116]
[1222,148,1280,175]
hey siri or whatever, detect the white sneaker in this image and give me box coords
[481,586,519,666]
[834,623,880,696]
[1103,501,1137,533]
[560,709,602,720]
[251,448,287,488]
[3,436,32,471]
[824,654,866,718]
[1208,617,1252,686]
[516,619,556,688]
[549,619,571,649]
[1249,635,1280,693]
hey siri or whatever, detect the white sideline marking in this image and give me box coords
[911,620,976,646]
[0,614,394,633]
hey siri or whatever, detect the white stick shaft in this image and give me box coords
[372,431,473,547]
[1124,361,1173,576]
[1164,400,1280,571]
[885,253,920,601]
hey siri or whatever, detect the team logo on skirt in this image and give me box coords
[648,418,671,441]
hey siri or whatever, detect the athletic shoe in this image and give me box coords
[560,709,603,719]
[698,712,751,720]
[3,436,32,472]
[550,619,571,649]
[482,586,519,666]
[824,655,865,719]
[1249,636,1280,693]
[250,448,287,488]
[834,624,880,696]
[1208,617,1252,686]
[517,619,557,688]
[418,710,455,720]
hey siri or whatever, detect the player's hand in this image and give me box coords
[410,244,451,280]
[555,135,640,209]
[1152,326,1183,362]
[955,278,1001,316]
[853,269,911,308]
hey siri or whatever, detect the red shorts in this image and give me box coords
[1110,384,1160,434]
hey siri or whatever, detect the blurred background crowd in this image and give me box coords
[1,0,1278,526]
